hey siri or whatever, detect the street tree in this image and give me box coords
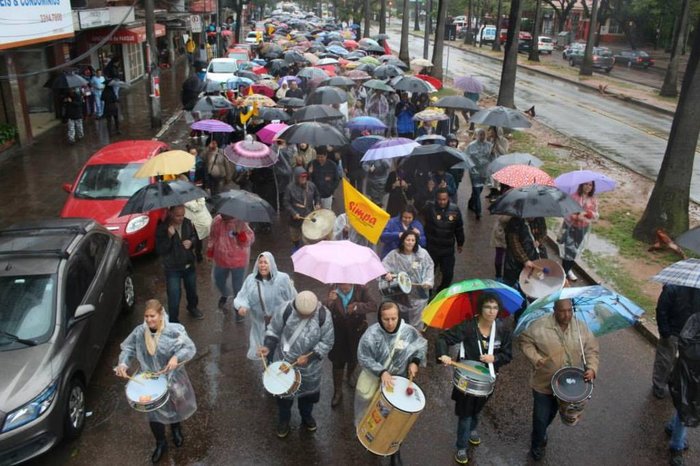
[543,0,577,34]
[400,0,412,63]
[415,0,421,31]
[431,0,449,79]
[364,0,371,37]
[492,0,504,52]
[660,0,691,97]
[497,0,524,108]
[380,0,387,33]
[528,0,542,62]
[579,0,600,76]
[633,13,700,242]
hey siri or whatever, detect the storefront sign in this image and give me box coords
[79,9,110,29]
[0,0,74,50]
[190,0,215,13]
[88,24,166,44]
[190,15,202,33]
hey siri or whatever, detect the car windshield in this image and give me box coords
[636,51,649,57]
[0,275,55,348]
[594,48,613,57]
[228,53,248,61]
[540,37,552,43]
[74,163,148,199]
[209,62,237,73]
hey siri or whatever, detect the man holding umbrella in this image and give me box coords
[423,188,465,294]
[284,167,321,252]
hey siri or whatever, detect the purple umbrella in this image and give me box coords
[257,122,289,145]
[351,135,386,154]
[360,137,420,162]
[278,75,302,86]
[346,116,387,132]
[454,75,484,94]
[191,119,234,133]
[224,140,277,168]
[554,170,617,195]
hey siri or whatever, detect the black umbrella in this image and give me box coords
[235,70,260,82]
[401,144,468,173]
[351,135,386,154]
[212,189,276,223]
[488,185,583,218]
[373,64,404,79]
[392,76,434,93]
[193,96,235,113]
[277,97,306,108]
[306,86,348,105]
[384,58,409,70]
[267,59,288,73]
[291,104,344,122]
[259,107,291,121]
[365,44,387,53]
[261,43,284,58]
[51,73,89,90]
[677,227,700,255]
[284,50,307,64]
[434,95,481,111]
[320,76,356,87]
[120,181,208,216]
[277,122,349,146]
[346,51,367,59]
[470,106,532,128]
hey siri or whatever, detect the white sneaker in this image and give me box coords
[567,270,578,281]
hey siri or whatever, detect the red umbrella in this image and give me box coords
[492,164,555,188]
[344,39,359,50]
[252,66,269,75]
[314,65,337,76]
[416,74,443,90]
[241,85,275,98]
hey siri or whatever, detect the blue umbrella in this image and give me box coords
[513,285,646,338]
[346,116,387,132]
[225,77,254,89]
[351,135,385,154]
[328,45,349,56]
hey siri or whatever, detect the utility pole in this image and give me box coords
[144,0,162,128]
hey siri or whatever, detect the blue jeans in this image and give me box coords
[277,393,319,424]
[165,266,198,323]
[668,411,688,451]
[531,390,559,451]
[456,415,479,449]
[213,266,245,298]
[468,185,483,215]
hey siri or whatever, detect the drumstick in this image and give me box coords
[260,354,268,372]
[279,352,315,373]
[125,374,145,385]
[449,360,489,376]
[406,373,415,396]
[155,361,187,376]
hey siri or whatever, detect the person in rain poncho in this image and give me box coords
[381,230,434,329]
[466,128,493,220]
[361,158,392,206]
[355,301,428,466]
[258,291,334,438]
[366,90,390,128]
[115,299,197,464]
[234,252,297,360]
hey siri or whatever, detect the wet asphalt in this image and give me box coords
[0,59,696,466]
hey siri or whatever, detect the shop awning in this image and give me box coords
[88,24,166,44]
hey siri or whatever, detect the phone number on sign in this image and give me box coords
[40,13,63,22]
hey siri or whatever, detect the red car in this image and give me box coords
[60,140,169,257]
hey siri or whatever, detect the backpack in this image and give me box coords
[282,303,327,327]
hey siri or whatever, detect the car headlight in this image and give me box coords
[125,215,150,234]
[2,380,58,433]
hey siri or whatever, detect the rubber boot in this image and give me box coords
[390,449,403,466]
[149,422,167,463]
[171,422,183,447]
[331,369,344,408]
[346,362,357,388]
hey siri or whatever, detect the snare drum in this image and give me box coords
[551,366,593,426]
[452,360,495,397]
[357,376,425,456]
[125,373,170,412]
[378,271,412,297]
[302,209,336,244]
[262,361,302,397]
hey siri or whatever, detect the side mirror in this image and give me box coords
[62,183,72,193]
[73,304,95,321]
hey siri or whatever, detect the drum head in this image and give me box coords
[519,259,565,299]
[397,272,412,294]
[382,376,425,413]
[263,361,297,395]
[551,367,593,403]
[302,209,336,241]
[456,361,492,382]
[126,373,168,403]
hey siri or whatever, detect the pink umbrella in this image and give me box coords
[224,140,278,168]
[191,119,234,132]
[292,240,386,285]
[257,122,288,144]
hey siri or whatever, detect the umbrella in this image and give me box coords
[413,108,449,122]
[434,95,481,111]
[677,227,700,255]
[243,94,277,107]
[415,134,446,144]
[364,44,387,53]
[277,97,306,108]
[50,73,89,90]
[212,189,276,223]
[415,74,443,90]
[133,150,195,178]
[651,259,700,289]
[454,75,484,94]
[359,56,381,66]
[314,64,338,77]
[361,138,421,162]
[297,67,330,79]
[320,76,356,87]
[363,79,395,92]
[513,285,646,338]
[383,58,409,70]
[284,50,307,64]
[346,116,387,132]
[257,122,289,144]
[120,180,207,216]
[343,39,359,49]
[422,279,524,329]
[351,135,386,154]
[355,63,377,73]
[190,119,234,133]
[345,70,371,80]
[258,107,291,122]
[278,75,302,86]
[317,57,340,65]
[257,79,280,90]
[327,45,350,56]
[225,77,254,89]
[260,43,284,58]
[306,86,348,104]
[392,76,436,93]
[303,52,319,65]
[235,70,261,82]
[192,96,235,114]
[487,153,543,175]
[224,140,278,168]
[358,38,381,49]
[277,122,349,146]
[202,80,223,93]
[373,64,403,79]
[291,104,344,122]
[410,58,433,68]
[489,184,583,218]
[291,240,386,285]
[554,170,617,195]
[245,84,275,98]
[492,165,555,188]
[402,144,468,173]
[470,106,532,128]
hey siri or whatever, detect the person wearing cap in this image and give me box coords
[284,167,321,252]
[258,291,335,438]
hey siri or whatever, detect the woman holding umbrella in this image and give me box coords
[559,181,599,281]
[384,159,415,218]
[436,293,513,464]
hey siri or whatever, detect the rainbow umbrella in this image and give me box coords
[421,279,524,330]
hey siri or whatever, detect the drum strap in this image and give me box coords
[474,320,496,379]
[257,281,267,317]
[282,313,311,355]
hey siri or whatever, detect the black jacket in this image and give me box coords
[422,201,465,256]
[63,95,84,120]
[657,285,700,338]
[435,318,513,372]
[155,218,198,271]
[310,159,340,198]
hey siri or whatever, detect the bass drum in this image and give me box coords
[519,258,565,299]
[551,366,593,426]
[302,209,336,244]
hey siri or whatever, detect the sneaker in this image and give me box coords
[454,448,468,464]
[670,449,684,466]
[217,297,227,311]
[276,422,290,438]
[530,447,545,461]
[301,416,317,432]
[235,312,246,323]
[654,386,668,399]
[188,308,204,320]
[468,431,481,446]
[567,270,578,281]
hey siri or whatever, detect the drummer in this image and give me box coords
[284,166,321,252]
[114,299,197,464]
[355,301,428,466]
[436,293,513,464]
[518,298,599,462]
[258,291,334,438]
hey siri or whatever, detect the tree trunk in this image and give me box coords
[465,0,472,44]
[579,0,599,76]
[400,0,411,63]
[431,0,448,80]
[423,0,432,58]
[528,0,542,62]
[633,14,700,242]
[492,0,503,52]
[364,0,371,38]
[379,0,387,33]
[497,0,523,108]
[415,0,421,31]
[660,0,690,97]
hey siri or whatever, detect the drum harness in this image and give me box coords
[459,320,496,380]
[553,308,589,373]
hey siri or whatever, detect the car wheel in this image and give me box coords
[569,59,575,67]
[605,68,612,74]
[64,378,86,440]
[122,271,136,314]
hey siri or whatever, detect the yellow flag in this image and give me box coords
[342,178,390,244]
[240,105,254,124]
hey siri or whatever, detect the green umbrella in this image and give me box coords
[363,79,394,92]
[359,56,381,66]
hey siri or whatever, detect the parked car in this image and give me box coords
[0,218,133,465]
[245,31,263,44]
[614,49,655,69]
[518,39,533,54]
[562,41,586,60]
[60,140,169,257]
[204,58,240,83]
[568,46,615,73]
[475,25,497,44]
[538,36,554,54]
[227,47,252,63]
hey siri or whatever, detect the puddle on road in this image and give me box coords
[203,344,222,404]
